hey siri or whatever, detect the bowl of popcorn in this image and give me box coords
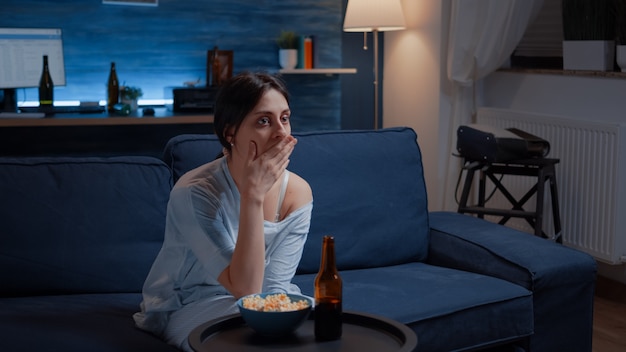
[237,292,313,336]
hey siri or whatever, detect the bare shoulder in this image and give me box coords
[288,171,312,200]
[285,171,312,213]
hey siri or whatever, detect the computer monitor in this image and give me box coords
[0,28,66,112]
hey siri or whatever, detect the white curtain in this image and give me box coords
[440,0,544,211]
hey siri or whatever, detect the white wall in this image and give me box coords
[482,71,626,123]
[384,0,448,211]
[481,71,626,284]
[383,0,626,283]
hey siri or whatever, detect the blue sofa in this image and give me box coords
[0,127,596,352]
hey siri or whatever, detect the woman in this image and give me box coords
[133,72,313,351]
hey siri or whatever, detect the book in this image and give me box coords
[311,35,318,68]
[297,35,306,69]
[304,36,313,69]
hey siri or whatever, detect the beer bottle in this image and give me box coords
[314,235,342,341]
[107,62,119,112]
[211,46,221,86]
[39,55,53,108]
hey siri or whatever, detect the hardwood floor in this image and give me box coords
[593,276,626,352]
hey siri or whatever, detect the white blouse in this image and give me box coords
[133,157,313,336]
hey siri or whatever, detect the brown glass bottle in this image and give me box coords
[107,62,119,112]
[211,46,221,86]
[314,235,342,341]
[38,55,53,108]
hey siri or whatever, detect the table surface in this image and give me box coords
[188,311,417,352]
[0,107,214,157]
[0,108,213,127]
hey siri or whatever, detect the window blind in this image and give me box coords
[514,0,563,57]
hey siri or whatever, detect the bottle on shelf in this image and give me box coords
[211,46,221,86]
[38,55,54,108]
[107,62,119,113]
[314,235,342,341]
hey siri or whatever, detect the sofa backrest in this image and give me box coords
[0,156,172,297]
[164,127,430,274]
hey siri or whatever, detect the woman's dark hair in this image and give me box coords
[213,71,290,152]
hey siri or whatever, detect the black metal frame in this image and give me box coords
[457,158,563,243]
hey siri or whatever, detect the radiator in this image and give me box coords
[475,107,626,264]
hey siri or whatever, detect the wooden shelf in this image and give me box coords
[0,109,213,127]
[279,68,357,75]
[498,67,626,79]
[0,108,215,158]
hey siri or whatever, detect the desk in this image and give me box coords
[0,108,214,157]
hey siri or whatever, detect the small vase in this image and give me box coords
[278,49,298,69]
[121,98,138,113]
[563,40,615,71]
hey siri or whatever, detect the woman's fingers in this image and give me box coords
[242,137,295,198]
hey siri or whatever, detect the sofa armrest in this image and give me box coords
[427,211,596,290]
[427,211,596,351]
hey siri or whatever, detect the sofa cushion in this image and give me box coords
[163,134,224,183]
[163,127,430,273]
[292,263,533,352]
[0,157,172,296]
[0,293,178,352]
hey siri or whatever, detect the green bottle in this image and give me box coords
[107,62,119,113]
[38,55,53,108]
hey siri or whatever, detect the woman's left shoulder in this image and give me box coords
[288,171,312,197]
[285,171,312,212]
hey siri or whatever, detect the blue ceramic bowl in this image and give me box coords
[237,292,313,336]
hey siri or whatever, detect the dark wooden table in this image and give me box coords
[0,108,214,158]
[188,311,417,352]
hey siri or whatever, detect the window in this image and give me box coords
[511,0,564,69]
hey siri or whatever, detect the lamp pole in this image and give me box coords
[373,29,379,130]
[343,0,405,130]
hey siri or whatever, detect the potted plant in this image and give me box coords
[276,30,298,69]
[562,0,616,71]
[120,86,143,112]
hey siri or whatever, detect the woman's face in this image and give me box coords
[230,88,291,157]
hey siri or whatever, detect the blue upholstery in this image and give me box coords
[165,129,430,273]
[0,157,171,296]
[0,127,596,352]
[292,263,533,351]
[0,293,179,352]
[428,211,597,352]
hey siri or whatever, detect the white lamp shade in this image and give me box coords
[343,0,406,32]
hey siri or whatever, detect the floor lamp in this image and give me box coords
[343,0,406,130]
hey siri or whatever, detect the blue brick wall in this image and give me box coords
[1,0,346,131]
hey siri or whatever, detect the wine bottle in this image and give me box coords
[38,55,54,108]
[314,235,342,341]
[107,62,119,112]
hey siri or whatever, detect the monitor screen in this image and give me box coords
[0,28,66,89]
